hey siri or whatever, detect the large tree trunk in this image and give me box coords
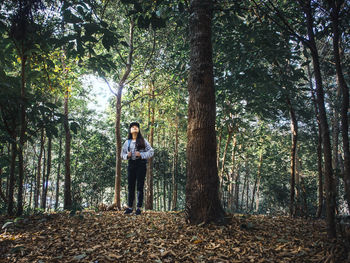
[302,0,336,238]
[145,82,155,210]
[63,88,72,210]
[185,0,224,224]
[287,97,298,217]
[55,130,63,210]
[113,21,134,209]
[329,0,350,211]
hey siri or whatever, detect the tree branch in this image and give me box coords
[125,30,156,86]
[101,75,117,96]
[122,82,172,108]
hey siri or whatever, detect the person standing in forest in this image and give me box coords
[121,122,154,215]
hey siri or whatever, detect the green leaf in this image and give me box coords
[120,41,129,47]
[137,16,150,29]
[84,23,101,35]
[70,122,80,134]
[81,35,98,43]
[63,10,83,24]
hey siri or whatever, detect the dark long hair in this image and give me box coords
[127,128,146,150]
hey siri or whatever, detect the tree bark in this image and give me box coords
[302,0,336,238]
[229,135,237,211]
[34,128,45,208]
[17,53,27,216]
[329,0,350,211]
[171,114,179,211]
[234,165,240,211]
[146,82,155,210]
[7,141,17,215]
[55,129,63,210]
[217,128,222,170]
[219,131,232,193]
[287,97,298,217]
[241,161,248,211]
[63,88,72,210]
[41,134,52,210]
[308,62,324,218]
[251,150,263,212]
[113,21,134,209]
[41,144,46,208]
[185,0,224,224]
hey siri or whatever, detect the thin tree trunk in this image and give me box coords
[0,174,7,203]
[55,129,63,210]
[17,53,27,216]
[28,173,34,210]
[41,145,46,209]
[63,87,72,210]
[308,62,324,218]
[220,131,233,193]
[234,167,240,211]
[162,128,166,211]
[241,162,247,211]
[295,150,301,216]
[34,128,45,208]
[172,115,179,211]
[185,0,224,224]
[331,102,340,214]
[251,150,263,212]
[7,141,17,215]
[146,82,155,210]
[230,135,237,211]
[302,0,336,238]
[296,157,308,216]
[255,165,262,213]
[0,145,7,203]
[156,178,161,211]
[246,165,249,210]
[42,134,52,210]
[287,97,298,217]
[329,0,350,211]
[217,128,223,170]
[113,21,134,209]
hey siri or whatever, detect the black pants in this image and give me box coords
[127,159,147,208]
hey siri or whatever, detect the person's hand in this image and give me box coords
[135,151,141,157]
[127,152,132,158]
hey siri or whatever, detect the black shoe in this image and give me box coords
[124,208,133,214]
[135,208,141,215]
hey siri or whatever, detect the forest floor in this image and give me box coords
[0,210,348,263]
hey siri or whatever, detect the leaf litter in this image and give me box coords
[0,211,348,262]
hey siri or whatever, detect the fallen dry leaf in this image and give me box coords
[0,211,347,262]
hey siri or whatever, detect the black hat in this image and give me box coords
[129,122,140,129]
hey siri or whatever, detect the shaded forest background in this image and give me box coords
[0,0,350,238]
